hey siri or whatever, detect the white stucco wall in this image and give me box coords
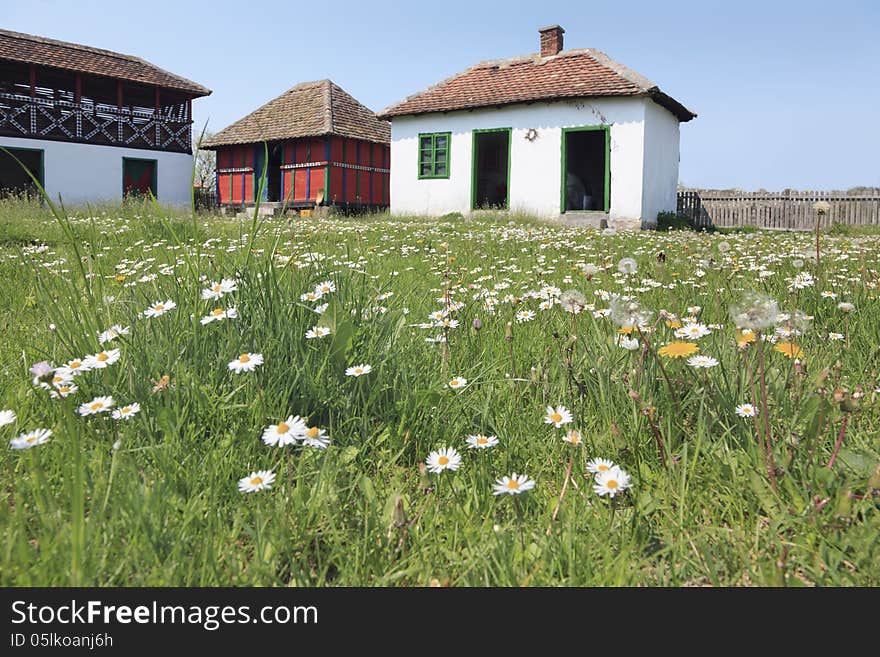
[0,136,194,206]
[640,99,681,226]
[390,98,648,221]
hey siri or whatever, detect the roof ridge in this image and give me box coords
[325,79,334,134]
[0,28,143,65]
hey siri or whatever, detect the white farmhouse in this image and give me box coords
[0,29,210,205]
[379,26,695,228]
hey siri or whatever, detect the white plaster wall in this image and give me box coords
[0,136,194,206]
[640,99,681,226]
[389,98,647,220]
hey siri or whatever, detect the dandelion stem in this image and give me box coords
[636,325,680,415]
[550,448,575,523]
[826,413,850,470]
[755,336,778,491]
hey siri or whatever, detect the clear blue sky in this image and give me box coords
[7,0,879,190]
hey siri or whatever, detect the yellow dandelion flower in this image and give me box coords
[736,331,757,347]
[618,326,636,335]
[665,319,683,329]
[658,341,700,359]
[774,342,803,359]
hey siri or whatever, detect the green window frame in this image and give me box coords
[417,132,451,179]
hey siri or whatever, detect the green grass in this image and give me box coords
[0,200,878,586]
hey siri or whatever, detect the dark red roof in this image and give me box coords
[202,80,389,148]
[379,48,695,121]
[0,28,210,97]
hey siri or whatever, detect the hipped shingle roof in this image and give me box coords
[202,80,390,149]
[378,48,695,122]
[0,28,210,97]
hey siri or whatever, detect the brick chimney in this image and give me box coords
[539,25,564,57]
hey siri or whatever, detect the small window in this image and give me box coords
[418,132,450,179]
[123,157,157,198]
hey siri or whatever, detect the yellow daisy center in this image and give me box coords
[213,308,224,316]
[438,455,449,466]
[70,361,82,368]
[90,402,102,410]
[607,479,619,489]
[26,436,37,443]
[306,427,320,439]
[97,353,109,362]
[239,354,250,363]
[122,407,132,414]
[59,386,70,393]
[213,284,222,292]
[154,305,164,311]
[354,368,363,374]
[52,376,64,384]
[276,422,290,434]
[551,413,563,423]
[476,437,487,444]
[506,479,520,490]
[250,476,263,485]
[597,464,610,471]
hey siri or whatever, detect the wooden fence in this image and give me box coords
[677,190,880,230]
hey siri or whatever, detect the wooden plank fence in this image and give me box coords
[677,190,880,230]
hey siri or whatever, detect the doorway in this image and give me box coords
[561,127,609,212]
[0,147,43,197]
[267,143,282,202]
[471,128,510,210]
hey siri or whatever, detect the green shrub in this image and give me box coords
[656,211,696,231]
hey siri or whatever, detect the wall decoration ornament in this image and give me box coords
[525,128,538,142]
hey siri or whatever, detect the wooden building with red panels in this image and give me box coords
[203,80,390,210]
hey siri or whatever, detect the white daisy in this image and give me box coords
[492,472,536,496]
[345,363,372,377]
[300,291,323,302]
[426,447,462,474]
[49,383,78,399]
[78,395,115,416]
[586,457,616,474]
[305,326,332,339]
[735,403,757,418]
[144,300,176,318]
[446,376,467,391]
[202,279,238,300]
[687,354,719,368]
[563,429,584,445]
[228,353,263,374]
[675,322,711,340]
[57,358,90,378]
[314,303,329,315]
[544,405,573,428]
[84,348,121,370]
[465,434,499,449]
[10,428,52,450]
[593,466,632,498]
[302,425,330,449]
[0,410,16,428]
[515,310,535,323]
[111,402,141,420]
[314,280,336,296]
[617,335,639,350]
[200,307,237,324]
[99,324,130,344]
[238,470,276,493]
[827,332,844,341]
[262,415,307,447]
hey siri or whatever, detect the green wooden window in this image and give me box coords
[418,132,451,179]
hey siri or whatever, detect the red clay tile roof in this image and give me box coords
[202,80,390,148]
[378,49,695,122]
[0,28,210,97]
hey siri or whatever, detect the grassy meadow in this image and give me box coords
[0,196,878,586]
